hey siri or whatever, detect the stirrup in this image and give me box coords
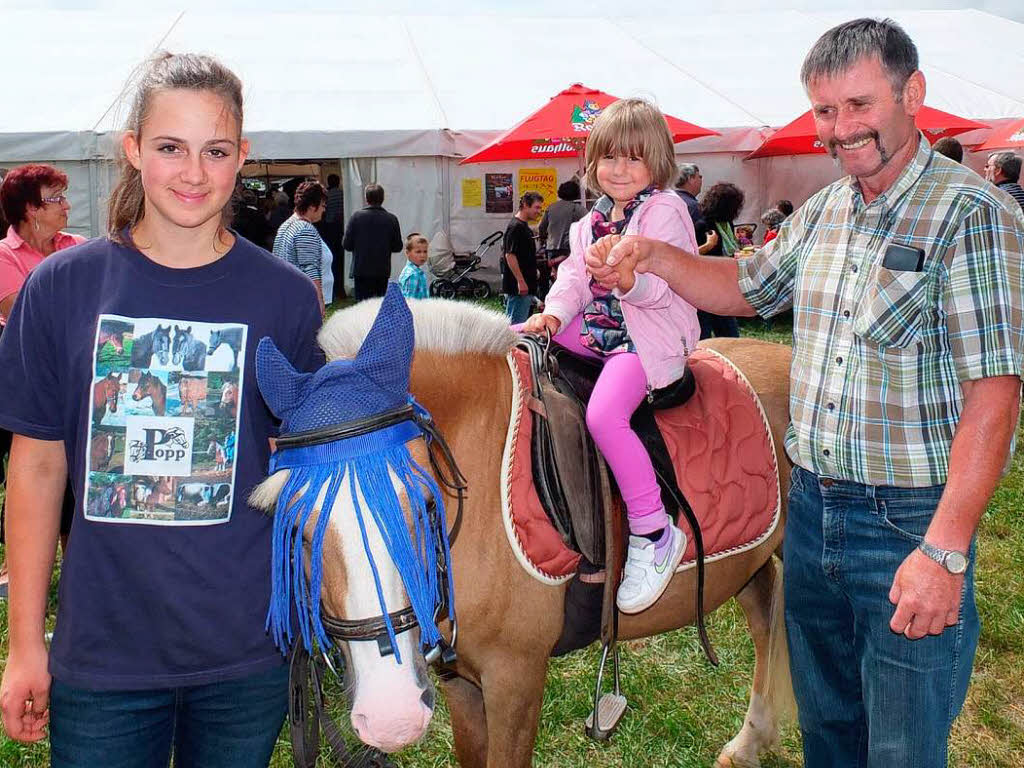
[585,640,627,741]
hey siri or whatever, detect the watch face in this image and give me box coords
[945,551,968,574]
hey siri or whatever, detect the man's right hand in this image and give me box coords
[522,313,560,335]
[517,279,528,296]
[1,641,51,743]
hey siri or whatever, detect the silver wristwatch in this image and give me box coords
[918,541,968,574]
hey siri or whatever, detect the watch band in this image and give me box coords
[918,540,968,574]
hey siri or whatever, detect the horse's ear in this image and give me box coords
[355,283,414,391]
[256,337,313,419]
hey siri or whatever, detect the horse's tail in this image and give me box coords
[764,555,796,721]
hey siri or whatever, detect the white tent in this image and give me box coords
[2,9,1021,287]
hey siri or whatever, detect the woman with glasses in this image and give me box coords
[0,164,84,324]
[0,163,85,598]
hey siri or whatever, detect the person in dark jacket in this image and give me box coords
[342,183,403,300]
[536,180,584,298]
[697,182,745,339]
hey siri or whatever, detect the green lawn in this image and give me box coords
[2,311,1022,766]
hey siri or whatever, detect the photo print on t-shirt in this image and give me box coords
[85,314,248,526]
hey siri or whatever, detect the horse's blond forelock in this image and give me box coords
[318,298,516,362]
[249,469,291,512]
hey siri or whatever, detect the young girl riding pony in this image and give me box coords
[522,98,700,614]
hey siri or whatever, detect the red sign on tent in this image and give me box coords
[746,107,988,160]
[460,83,718,164]
[974,117,1024,151]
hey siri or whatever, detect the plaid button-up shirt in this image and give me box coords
[398,260,429,300]
[739,135,1024,487]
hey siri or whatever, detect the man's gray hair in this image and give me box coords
[801,18,919,96]
[990,152,1022,183]
[676,163,700,187]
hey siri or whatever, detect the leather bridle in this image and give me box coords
[279,402,466,768]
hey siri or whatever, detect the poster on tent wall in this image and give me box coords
[462,178,482,208]
[518,168,558,212]
[485,173,514,213]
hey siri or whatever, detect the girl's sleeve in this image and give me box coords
[0,266,64,439]
[616,201,694,309]
[541,221,589,331]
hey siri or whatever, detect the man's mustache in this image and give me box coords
[828,132,880,156]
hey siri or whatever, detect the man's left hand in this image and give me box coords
[888,548,963,639]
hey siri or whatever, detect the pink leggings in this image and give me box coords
[520,315,668,535]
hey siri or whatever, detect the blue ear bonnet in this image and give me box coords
[255,284,454,663]
[256,283,414,436]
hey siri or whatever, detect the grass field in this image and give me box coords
[2,312,1022,767]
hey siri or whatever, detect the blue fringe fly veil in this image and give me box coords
[255,285,456,665]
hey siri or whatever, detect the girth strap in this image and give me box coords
[631,400,718,667]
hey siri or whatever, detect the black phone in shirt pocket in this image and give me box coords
[882,243,925,272]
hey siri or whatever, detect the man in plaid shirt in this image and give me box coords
[589,18,1024,768]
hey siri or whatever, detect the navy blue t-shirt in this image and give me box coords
[0,233,324,690]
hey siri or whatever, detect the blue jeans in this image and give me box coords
[505,293,534,325]
[784,466,979,768]
[49,663,288,768]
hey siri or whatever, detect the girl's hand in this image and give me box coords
[585,235,622,286]
[0,641,51,743]
[522,313,560,336]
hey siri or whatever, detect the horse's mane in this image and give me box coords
[318,298,517,361]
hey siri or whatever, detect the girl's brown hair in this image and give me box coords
[584,98,678,195]
[107,52,244,242]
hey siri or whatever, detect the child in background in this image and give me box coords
[761,208,785,245]
[521,98,700,614]
[398,233,429,299]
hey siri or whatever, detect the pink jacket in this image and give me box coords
[543,190,700,389]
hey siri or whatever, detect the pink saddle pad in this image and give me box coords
[501,347,779,584]
[655,348,780,565]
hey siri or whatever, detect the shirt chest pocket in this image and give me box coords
[852,265,934,349]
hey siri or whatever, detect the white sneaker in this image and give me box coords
[616,524,687,614]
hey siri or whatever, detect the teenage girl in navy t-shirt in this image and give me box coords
[0,53,323,767]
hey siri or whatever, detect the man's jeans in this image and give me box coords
[505,293,534,325]
[49,663,288,768]
[784,465,979,768]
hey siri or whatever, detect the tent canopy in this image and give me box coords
[1,8,1022,161]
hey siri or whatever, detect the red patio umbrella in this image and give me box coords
[460,83,718,164]
[746,107,988,160]
[973,117,1024,151]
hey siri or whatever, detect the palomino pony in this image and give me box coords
[219,380,239,418]
[251,296,793,767]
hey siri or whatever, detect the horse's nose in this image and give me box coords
[350,695,432,753]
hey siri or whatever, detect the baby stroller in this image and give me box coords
[429,231,503,300]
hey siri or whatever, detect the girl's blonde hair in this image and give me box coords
[107,52,244,243]
[405,233,429,251]
[584,98,678,195]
